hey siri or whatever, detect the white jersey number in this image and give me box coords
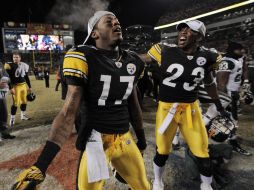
[163,63,204,91]
[98,75,135,106]
[162,63,184,87]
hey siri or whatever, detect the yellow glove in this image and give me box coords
[12,166,45,190]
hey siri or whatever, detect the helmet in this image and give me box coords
[27,92,36,101]
[206,115,236,142]
[243,92,253,104]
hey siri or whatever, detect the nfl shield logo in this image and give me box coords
[115,61,122,68]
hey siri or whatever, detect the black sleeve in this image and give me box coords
[65,76,85,86]
[24,73,31,88]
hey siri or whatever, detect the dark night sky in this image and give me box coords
[0,0,169,29]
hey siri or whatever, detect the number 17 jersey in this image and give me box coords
[63,45,144,134]
[148,43,221,103]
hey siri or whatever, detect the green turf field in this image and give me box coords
[6,75,64,131]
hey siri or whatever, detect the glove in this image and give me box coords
[135,128,147,155]
[213,99,231,120]
[219,109,231,119]
[11,166,45,190]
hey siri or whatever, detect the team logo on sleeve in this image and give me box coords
[196,57,207,66]
[127,63,136,75]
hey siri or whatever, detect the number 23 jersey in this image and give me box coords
[148,43,221,103]
[63,45,144,133]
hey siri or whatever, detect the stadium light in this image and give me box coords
[154,0,254,30]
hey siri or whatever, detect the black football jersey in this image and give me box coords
[63,45,144,134]
[4,62,29,86]
[148,43,221,103]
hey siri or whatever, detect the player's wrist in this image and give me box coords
[34,141,60,174]
[213,99,224,112]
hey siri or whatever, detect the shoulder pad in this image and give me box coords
[126,50,138,56]
[70,44,95,54]
[200,46,209,51]
[20,62,28,65]
[162,43,177,47]
[209,48,218,54]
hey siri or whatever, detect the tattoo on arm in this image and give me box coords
[48,85,83,146]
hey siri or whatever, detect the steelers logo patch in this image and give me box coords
[196,57,207,66]
[127,63,136,75]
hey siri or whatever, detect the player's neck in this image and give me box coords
[96,41,119,51]
[97,47,120,60]
[182,44,198,55]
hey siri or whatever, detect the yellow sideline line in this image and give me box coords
[154,0,254,30]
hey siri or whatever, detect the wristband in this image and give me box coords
[34,141,60,173]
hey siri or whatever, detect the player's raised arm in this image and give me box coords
[12,84,83,190]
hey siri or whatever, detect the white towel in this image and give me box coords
[158,103,178,134]
[86,129,109,183]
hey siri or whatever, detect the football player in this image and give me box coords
[12,11,150,190]
[0,63,16,140]
[201,42,251,156]
[4,52,32,126]
[146,20,228,190]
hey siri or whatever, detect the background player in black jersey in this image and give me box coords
[146,20,228,190]
[0,63,16,141]
[12,11,150,190]
[4,52,32,127]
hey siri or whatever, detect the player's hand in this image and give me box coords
[219,109,231,120]
[11,166,45,190]
[135,128,147,156]
[136,140,147,156]
[10,88,15,95]
[27,88,32,93]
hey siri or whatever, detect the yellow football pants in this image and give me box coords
[77,131,150,190]
[12,83,27,106]
[156,101,209,158]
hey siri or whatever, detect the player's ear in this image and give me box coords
[91,30,99,40]
[196,34,203,42]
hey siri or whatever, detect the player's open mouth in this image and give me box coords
[113,27,122,33]
[179,36,187,42]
